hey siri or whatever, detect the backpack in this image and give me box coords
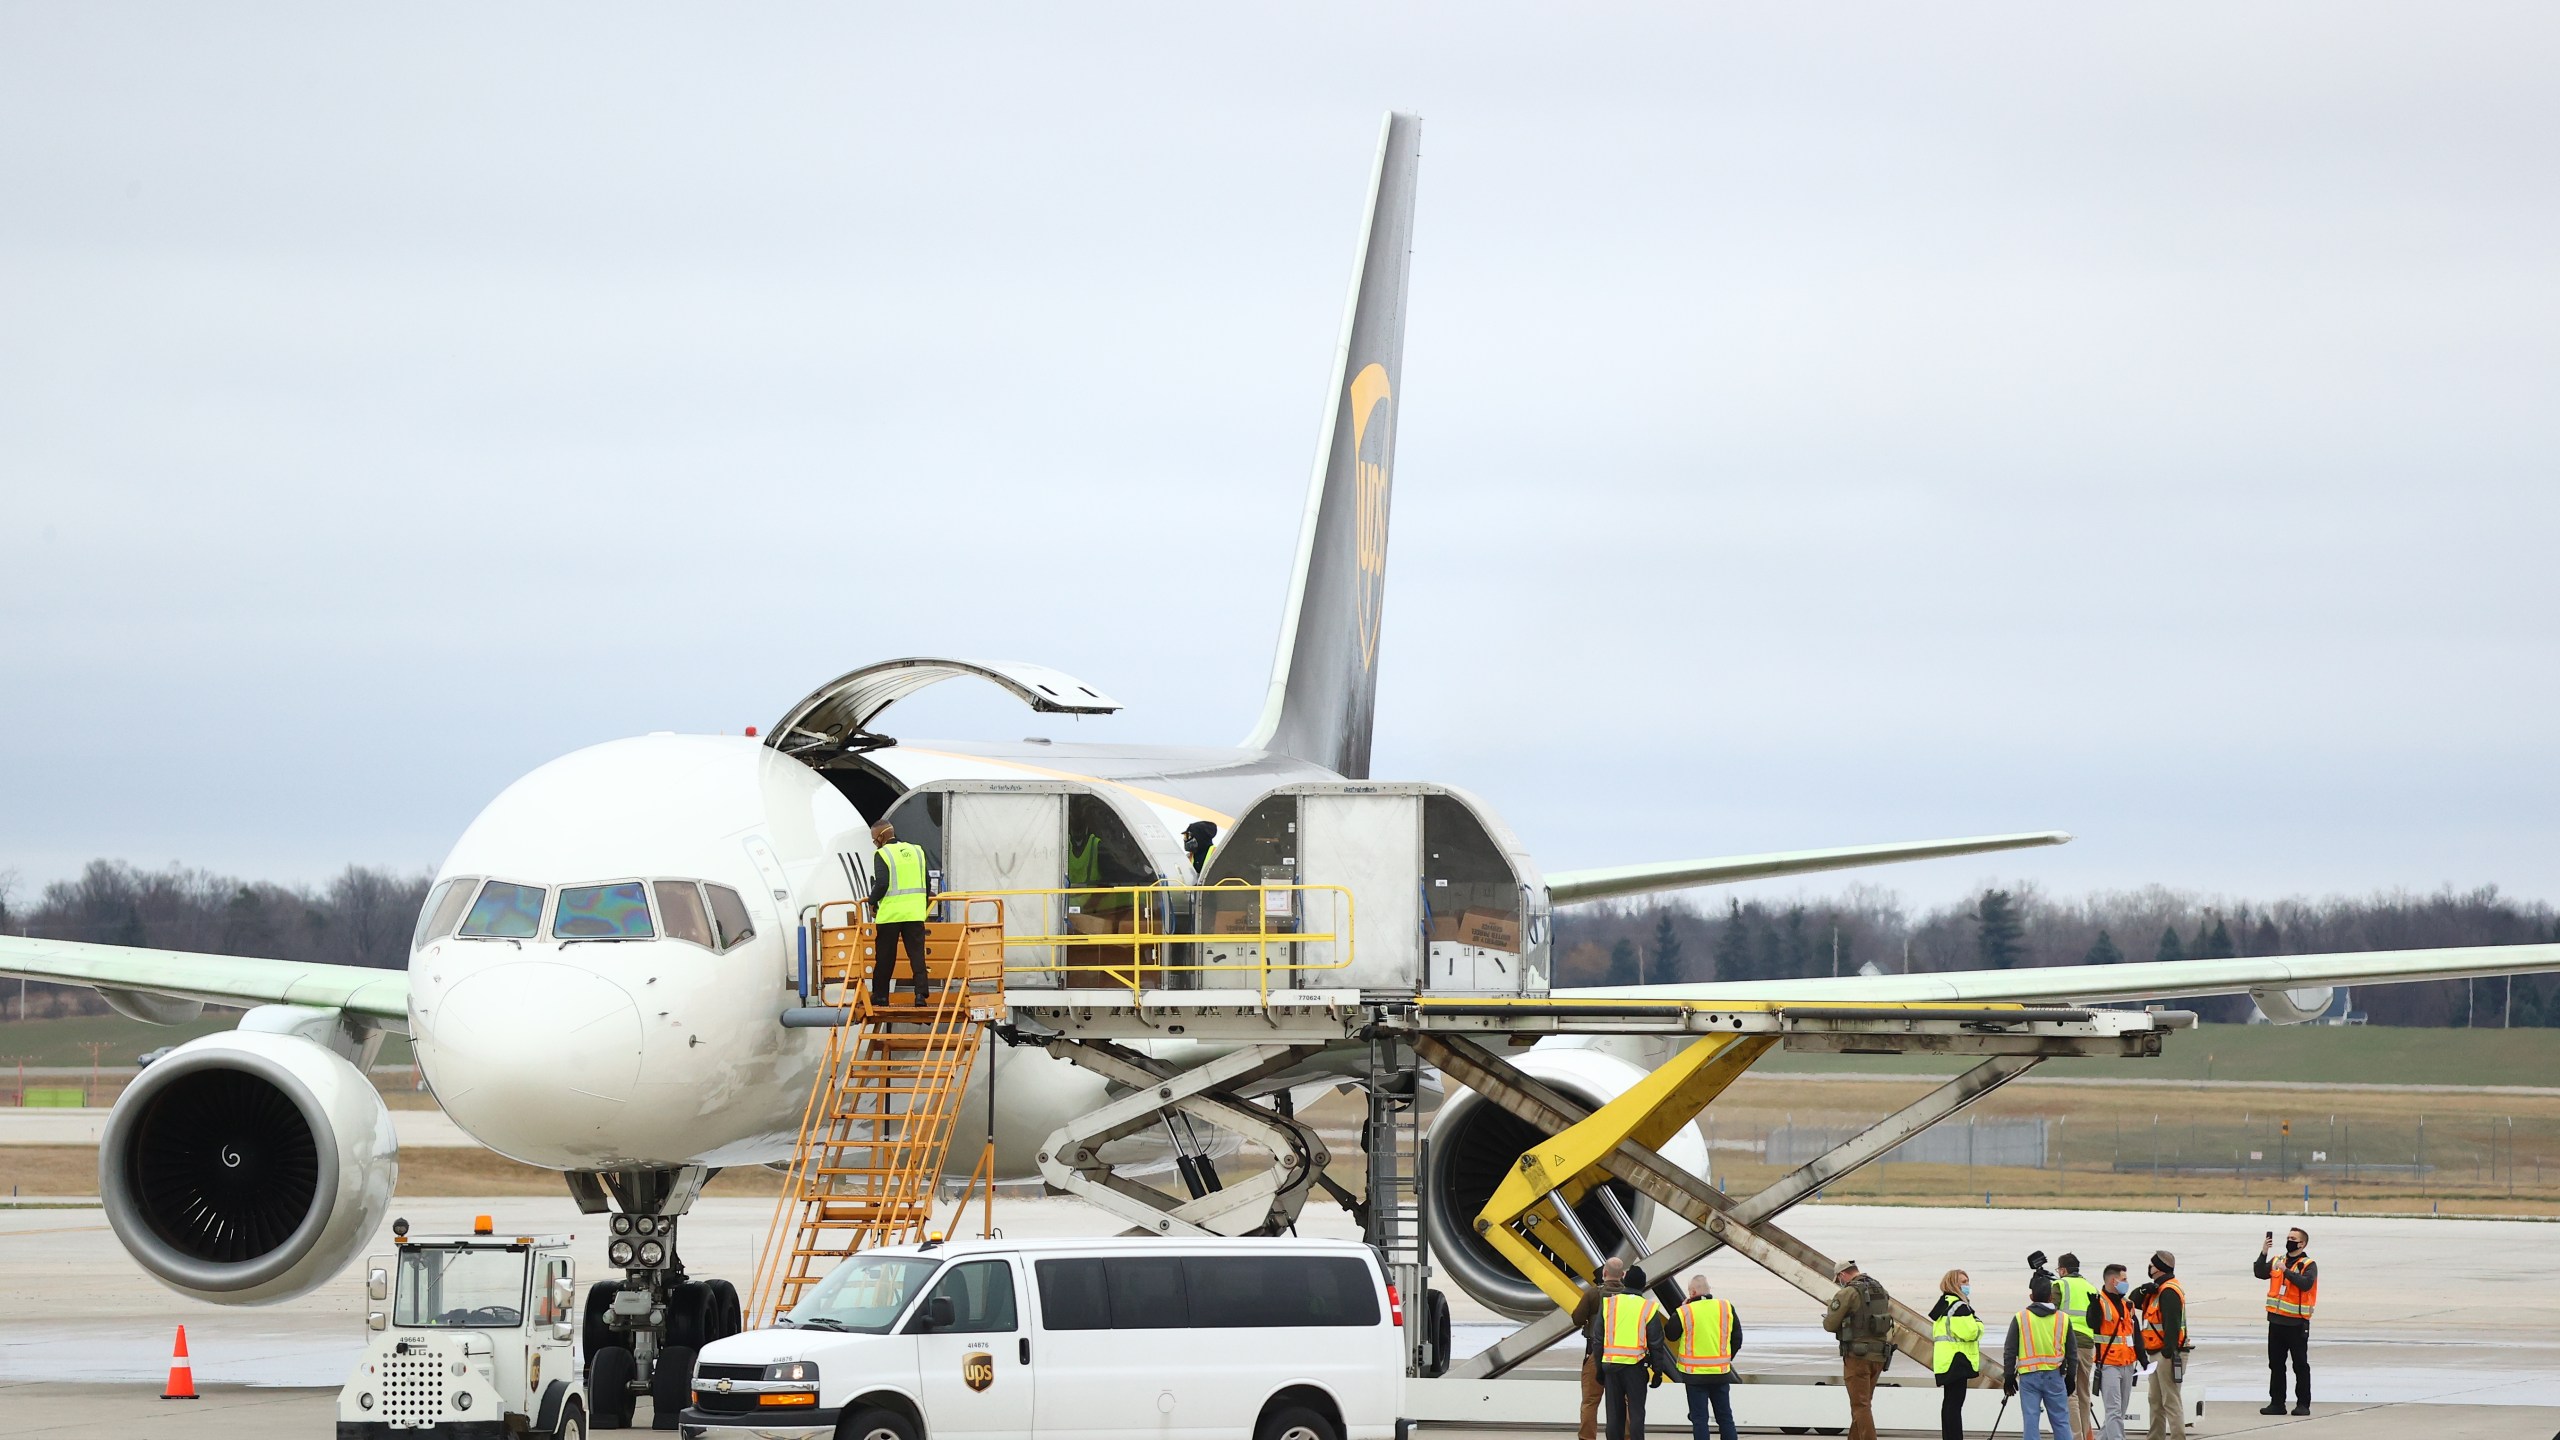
[1845,1276,1896,1366]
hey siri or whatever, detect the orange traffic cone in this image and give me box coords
[161,1325,198,1399]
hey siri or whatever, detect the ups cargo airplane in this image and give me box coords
[6,111,2555,1370]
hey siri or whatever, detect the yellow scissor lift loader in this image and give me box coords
[1400,997,2185,1391]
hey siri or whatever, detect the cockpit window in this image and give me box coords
[413,877,476,951]
[554,882,655,940]
[459,881,546,939]
[706,884,755,952]
[655,881,714,949]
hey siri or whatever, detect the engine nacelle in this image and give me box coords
[99,1029,398,1305]
[2252,986,2336,1025]
[1423,1045,1711,1319]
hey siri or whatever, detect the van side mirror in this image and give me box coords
[925,1297,956,1331]
[368,1311,388,1332]
[551,1274,576,1313]
[367,1266,389,1303]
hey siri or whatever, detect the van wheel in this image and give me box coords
[588,1346,637,1430]
[553,1399,588,1440]
[842,1406,920,1440]
[1257,1405,1342,1440]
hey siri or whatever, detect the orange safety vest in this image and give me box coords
[1671,1298,1734,1376]
[2139,1277,2188,1352]
[1598,1292,1661,1366]
[2265,1257,2317,1321]
[2092,1292,2139,1367]
[2015,1309,2066,1373]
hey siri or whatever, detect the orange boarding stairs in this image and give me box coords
[745,899,1008,1327]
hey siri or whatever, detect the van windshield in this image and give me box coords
[784,1255,941,1333]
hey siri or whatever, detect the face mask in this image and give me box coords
[2286,1240,2303,1254]
[1959,1285,1971,1298]
[2109,1281,2128,1296]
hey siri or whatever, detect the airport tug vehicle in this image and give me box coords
[338,1216,589,1439]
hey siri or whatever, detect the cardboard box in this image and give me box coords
[1208,908,1265,935]
[1063,912,1118,936]
[1453,908,1521,951]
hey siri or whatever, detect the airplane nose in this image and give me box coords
[421,961,644,1167]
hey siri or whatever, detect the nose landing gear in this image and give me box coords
[568,1166,746,1431]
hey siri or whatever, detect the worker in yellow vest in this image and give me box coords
[866,821,934,1005]
[2054,1255,2099,1440]
[2089,1265,2142,1440]
[1591,1263,1669,1440]
[1667,1274,1742,1440]
[2253,1227,2317,1416]
[1927,1268,1982,1440]
[2001,1274,2080,1440]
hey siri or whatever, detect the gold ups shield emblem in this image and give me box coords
[962,1350,995,1393]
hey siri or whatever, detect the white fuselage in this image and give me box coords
[405,733,1128,1174]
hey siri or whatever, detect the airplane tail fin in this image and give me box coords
[1242,111,1421,780]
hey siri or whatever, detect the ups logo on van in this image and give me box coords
[962,1350,995,1392]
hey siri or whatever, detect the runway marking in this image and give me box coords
[0,1225,110,1237]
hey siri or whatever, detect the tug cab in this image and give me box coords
[339,1216,587,1438]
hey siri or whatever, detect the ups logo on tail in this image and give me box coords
[1348,362,1394,670]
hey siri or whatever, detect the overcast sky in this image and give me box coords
[4,5,2556,915]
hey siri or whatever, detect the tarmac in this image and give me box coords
[3,1197,2554,1437]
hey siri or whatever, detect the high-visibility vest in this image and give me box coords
[1671,1298,1734,1376]
[875,842,930,924]
[1067,834,1102,890]
[1929,1296,1983,1376]
[2014,1308,2066,1373]
[2139,1278,2188,1352]
[2265,1257,2317,1321]
[1597,1292,1659,1365]
[2056,1273,2098,1341]
[2092,1292,2139,1367]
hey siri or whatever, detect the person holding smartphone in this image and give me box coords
[2253,1227,2318,1415]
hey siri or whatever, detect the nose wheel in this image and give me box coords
[569,1167,745,1431]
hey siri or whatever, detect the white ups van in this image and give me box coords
[679,1238,1402,1440]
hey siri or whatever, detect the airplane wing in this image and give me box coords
[1560,942,2560,1007]
[0,935,410,1028]
[1546,831,2073,905]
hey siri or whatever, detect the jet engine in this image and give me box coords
[1422,1046,1711,1319]
[99,1029,398,1305]
[2252,986,2337,1025]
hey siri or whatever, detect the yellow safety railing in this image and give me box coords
[938,882,1356,1004]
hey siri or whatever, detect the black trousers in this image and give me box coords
[1601,1361,1651,1440]
[1937,1373,1969,1440]
[2267,1320,2309,1407]
[871,920,930,1001]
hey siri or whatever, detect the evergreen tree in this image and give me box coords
[2082,929,2124,965]
[1711,900,1752,982]
[2250,916,2282,956]
[1651,912,1684,983]
[1973,889,2026,969]
[1607,937,1640,987]
[2198,918,2237,960]
[1783,907,1813,976]
[2155,926,2187,963]
[1754,920,1787,980]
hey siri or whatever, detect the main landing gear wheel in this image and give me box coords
[703,1277,743,1340]
[665,1283,715,1350]
[587,1346,637,1431]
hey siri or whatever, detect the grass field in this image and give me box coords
[0,1010,415,1069]
[1751,1020,2560,1086]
